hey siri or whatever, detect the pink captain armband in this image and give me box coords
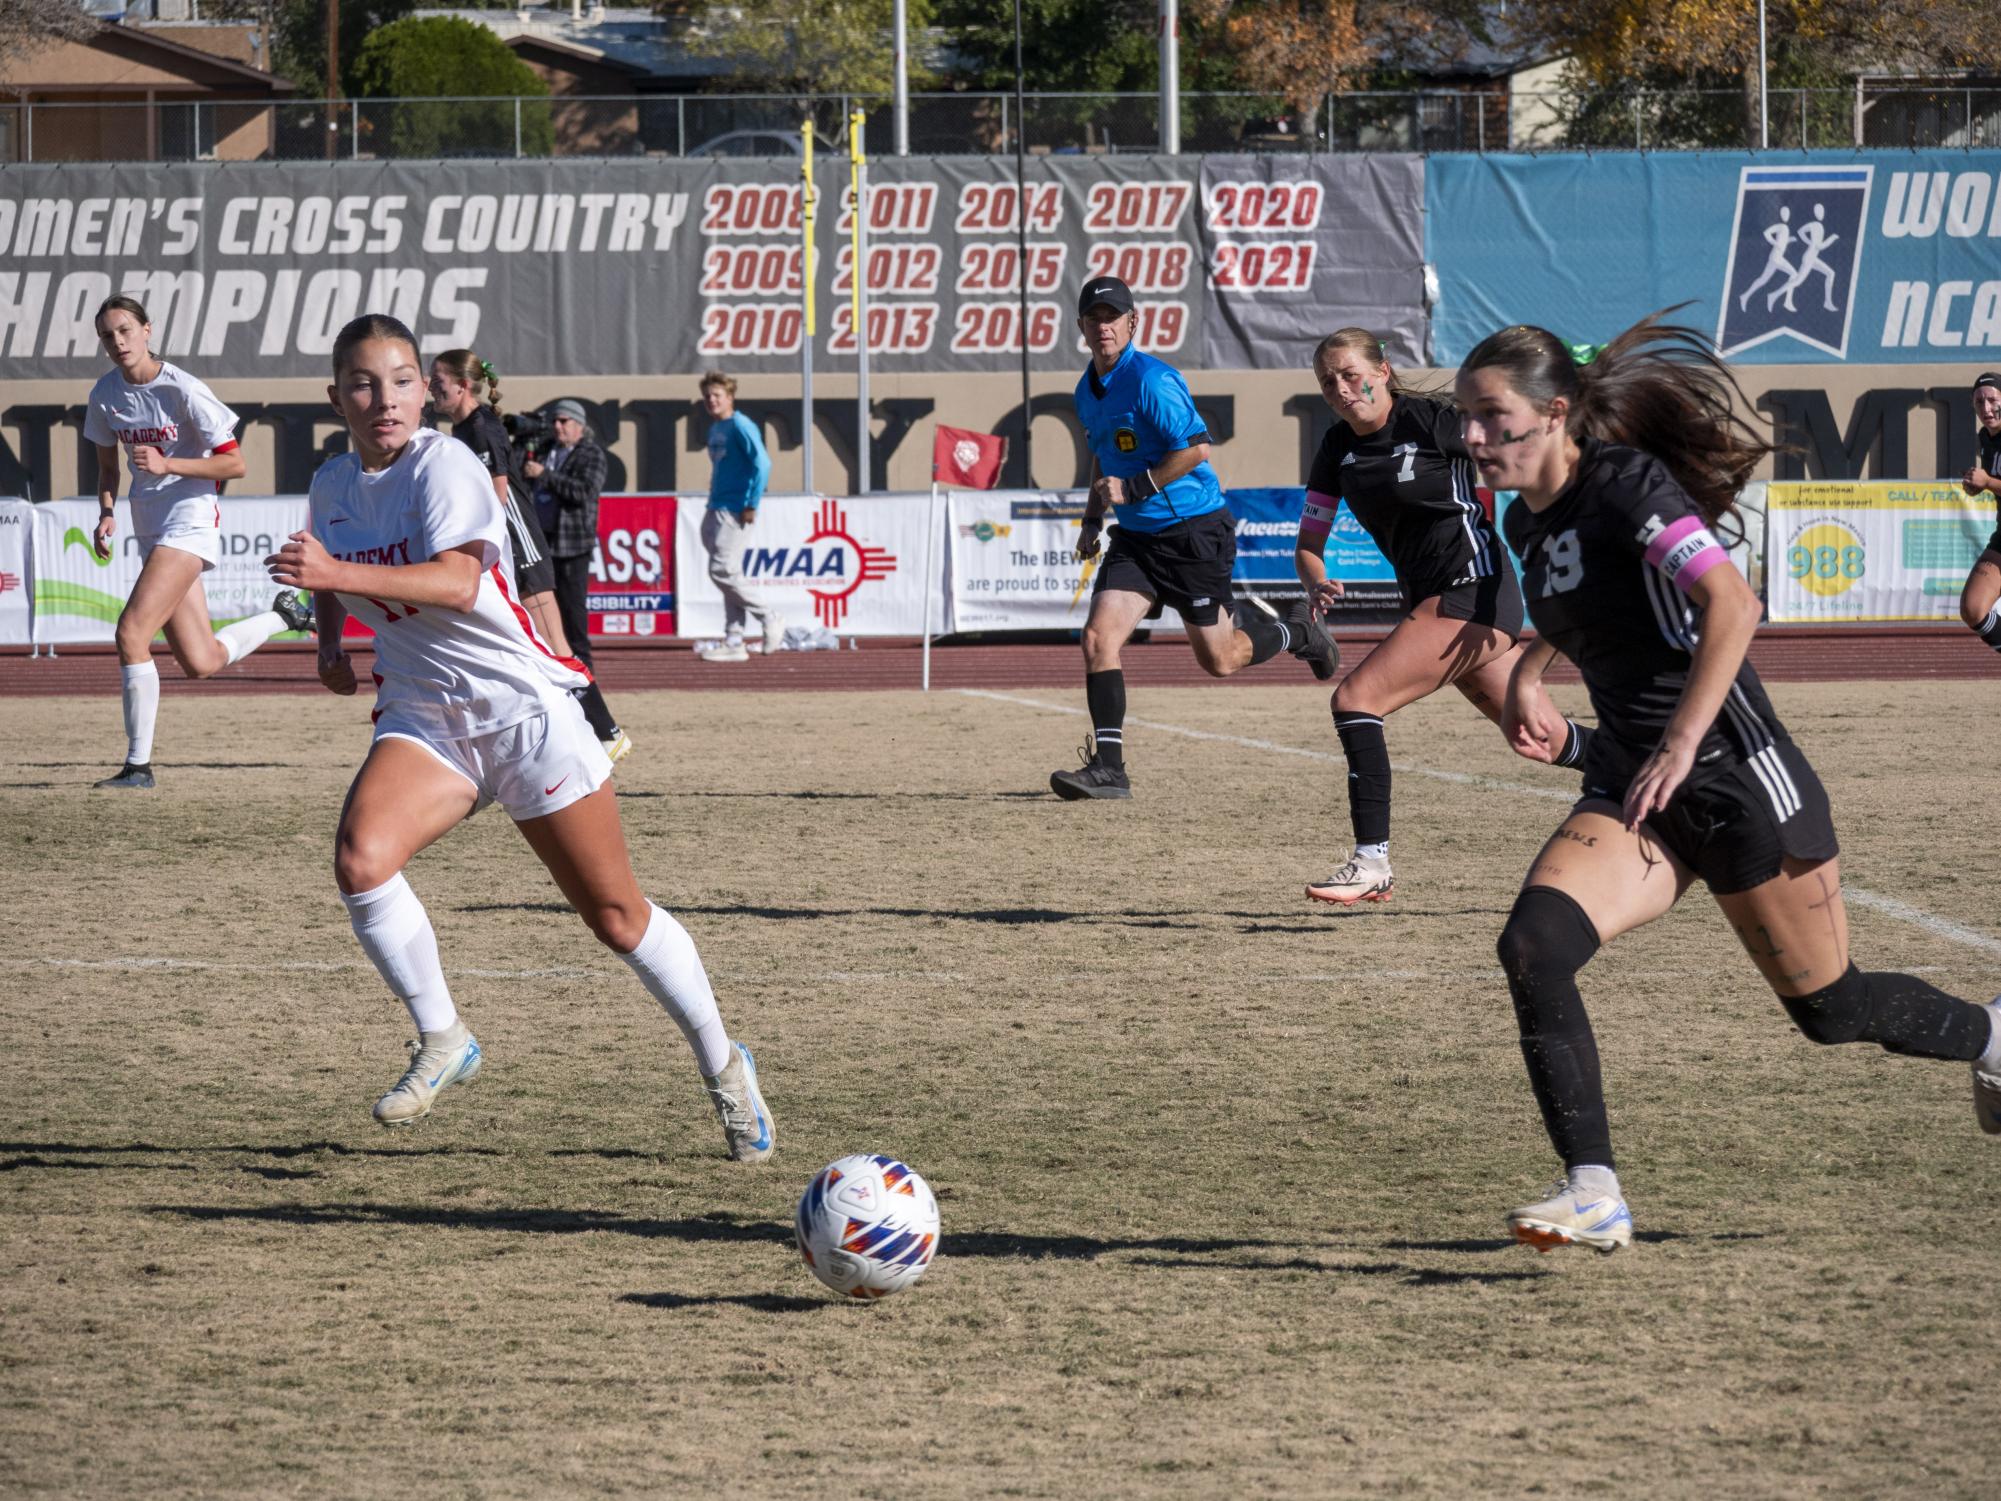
[1645,514,1730,594]
[1299,490,1339,541]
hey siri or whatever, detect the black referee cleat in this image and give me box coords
[94,762,156,790]
[272,589,315,634]
[1050,742,1131,800]
[1288,601,1340,681]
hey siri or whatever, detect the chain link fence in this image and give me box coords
[1,87,1994,164]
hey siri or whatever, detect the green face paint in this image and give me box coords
[1360,382,1375,400]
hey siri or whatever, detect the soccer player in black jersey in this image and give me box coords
[1954,372,2001,656]
[1455,313,2001,1254]
[1295,329,1591,904]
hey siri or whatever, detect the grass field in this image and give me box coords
[2,678,1997,1499]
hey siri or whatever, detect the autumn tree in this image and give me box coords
[685,0,939,97]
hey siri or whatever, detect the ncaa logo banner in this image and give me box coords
[673,491,933,637]
[1427,151,2001,364]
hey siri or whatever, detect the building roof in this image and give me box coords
[0,17,297,95]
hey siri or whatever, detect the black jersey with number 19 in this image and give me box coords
[1504,437,1793,795]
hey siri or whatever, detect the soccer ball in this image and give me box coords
[795,1153,941,1300]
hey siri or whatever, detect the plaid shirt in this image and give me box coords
[535,437,606,559]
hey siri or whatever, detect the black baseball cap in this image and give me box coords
[1976,372,2001,391]
[1077,276,1135,316]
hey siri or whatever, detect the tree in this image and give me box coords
[686,0,939,96]
[349,16,552,157]
[269,0,421,96]
[0,0,101,68]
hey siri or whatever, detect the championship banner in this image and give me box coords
[0,499,30,645]
[1764,480,1990,622]
[27,496,310,643]
[945,489,1096,632]
[587,493,677,639]
[673,491,931,637]
[1224,487,1401,615]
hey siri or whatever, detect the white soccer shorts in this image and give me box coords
[377,696,612,822]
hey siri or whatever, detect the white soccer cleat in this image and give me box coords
[1974,1000,2001,1135]
[601,730,633,766]
[704,1041,775,1163]
[1306,851,1394,905]
[372,1023,483,1127]
[1507,1175,1634,1254]
[701,641,749,663]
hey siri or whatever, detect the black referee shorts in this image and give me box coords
[1094,509,1236,627]
[1578,739,1839,896]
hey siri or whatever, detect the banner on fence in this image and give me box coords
[26,496,310,644]
[946,489,1096,632]
[1428,150,2001,365]
[587,494,677,638]
[1224,487,1402,613]
[0,499,31,645]
[674,492,931,637]
[1763,480,1989,622]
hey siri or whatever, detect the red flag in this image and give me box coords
[932,425,1006,489]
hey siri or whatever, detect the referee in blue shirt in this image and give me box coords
[1052,275,1336,800]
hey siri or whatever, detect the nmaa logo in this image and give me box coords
[1716,164,1872,358]
[738,497,897,628]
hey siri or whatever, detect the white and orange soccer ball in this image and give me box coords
[794,1153,941,1300]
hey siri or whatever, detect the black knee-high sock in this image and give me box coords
[1975,606,2001,654]
[1781,965,1993,1060]
[1332,710,1391,847]
[1554,719,1593,769]
[1086,669,1126,768]
[576,682,619,741]
[1232,603,1292,666]
[1497,888,1613,1171]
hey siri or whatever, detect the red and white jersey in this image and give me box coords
[308,428,589,736]
[82,361,239,534]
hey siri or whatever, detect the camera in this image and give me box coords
[504,409,553,458]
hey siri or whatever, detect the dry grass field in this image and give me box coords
[2,678,1997,1499]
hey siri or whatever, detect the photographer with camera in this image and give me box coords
[522,399,628,763]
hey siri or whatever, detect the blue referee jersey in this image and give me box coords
[1074,343,1223,535]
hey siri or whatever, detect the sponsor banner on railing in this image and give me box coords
[0,499,31,644]
[586,493,676,638]
[1428,150,2001,365]
[673,492,931,637]
[25,496,310,644]
[1764,480,1990,622]
[1225,486,1402,613]
[946,489,1095,633]
[0,154,1423,380]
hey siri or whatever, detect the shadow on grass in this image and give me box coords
[1385,1229,1762,1254]
[1,1139,506,1162]
[459,901,1204,930]
[618,1291,827,1313]
[1126,1254,1548,1286]
[1238,908,1513,934]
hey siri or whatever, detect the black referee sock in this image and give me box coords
[1232,604,1292,666]
[1780,965,1993,1060]
[1086,669,1126,768]
[1332,710,1392,847]
[1554,719,1593,768]
[1497,887,1614,1172]
[1977,606,2001,654]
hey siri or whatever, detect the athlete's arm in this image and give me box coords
[129,446,245,482]
[1963,464,1999,496]
[266,534,487,613]
[313,591,357,695]
[1502,635,1564,763]
[1294,491,1345,608]
[1076,457,1107,559]
[1623,559,1764,830]
[93,443,120,559]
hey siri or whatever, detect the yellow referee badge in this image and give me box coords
[1114,429,1137,453]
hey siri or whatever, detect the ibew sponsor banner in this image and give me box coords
[673,492,929,636]
[1427,151,2001,365]
[945,489,1097,632]
[0,499,30,644]
[1764,480,1989,622]
[1224,487,1401,612]
[28,496,308,643]
[587,493,676,639]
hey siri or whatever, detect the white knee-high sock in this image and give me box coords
[121,660,159,764]
[214,609,287,667]
[619,902,731,1077]
[342,873,457,1034]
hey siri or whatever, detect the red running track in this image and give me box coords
[3,627,1997,697]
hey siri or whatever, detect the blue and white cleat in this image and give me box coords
[1508,1175,1634,1254]
[373,1023,482,1127]
[705,1040,775,1163]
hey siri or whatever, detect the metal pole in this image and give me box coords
[1756,0,1769,149]
[922,483,938,691]
[1012,0,1032,484]
[892,0,909,156]
[324,0,339,161]
[514,97,522,158]
[850,109,870,495]
[801,119,816,494]
[677,96,685,156]
[1158,0,1179,154]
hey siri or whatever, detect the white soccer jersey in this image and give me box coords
[308,427,589,735]
[82,361,239,534]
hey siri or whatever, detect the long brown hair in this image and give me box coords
[1460,307,1776,529]
[434,348,504,414]
[1312,327,1447,403]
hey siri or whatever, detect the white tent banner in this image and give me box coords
[0,499,31,645]
[28,496,309,644]
[673,492,934,637]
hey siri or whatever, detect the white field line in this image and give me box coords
[962,689,2001,960]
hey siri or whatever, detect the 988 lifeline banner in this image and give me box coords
[1763,479,1992,622]
[0,154,1423,380]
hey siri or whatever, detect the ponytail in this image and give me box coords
[433,348,504,415]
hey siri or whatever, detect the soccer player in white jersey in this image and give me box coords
[265,313,775,1157]
[86,295,312,790]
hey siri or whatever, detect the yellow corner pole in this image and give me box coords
[800,117,817,494]
[849,108,871,492]
[800,120,816,336]
[847,109,866,345]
